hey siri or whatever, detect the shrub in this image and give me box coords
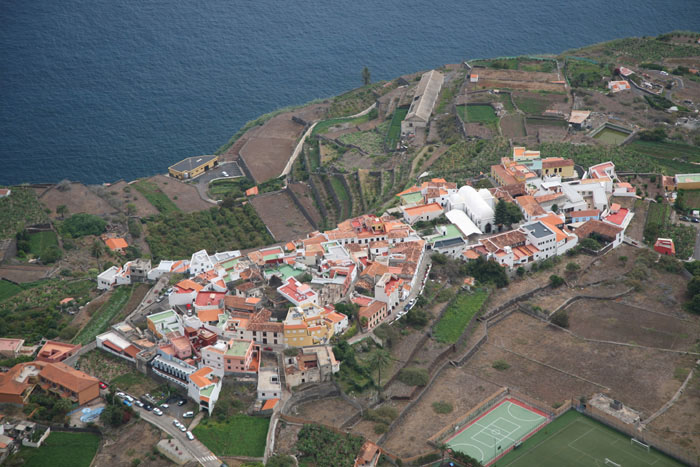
[61,213,107,238]
[565,262,580,273]
[432,401,453,414]
[373,423,388,434]
[549,275,565,288]
[551,310,570,328]
[492,360,510,371]
[398,367,429,386]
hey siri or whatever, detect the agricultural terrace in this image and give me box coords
[569,34,700,63]
[679,189,700,211]
[132,180,180,214]
[498,410,684,467]
[145,205,273,260]
[207,177,254,200]
[12,431,100,467]
[470,57,556,73]
[0,279,95,343]
[0,187,49,239]
[433,289,489,343]
[564,58,608,89]
[628,140,700,175]
[0,279,31,302]
[72,286,134,345]
[457,104,498,125]
[313,108,378,136]
[27,231,59,258]
[385,107,408,151]
[78,350,160,395]
[296,424,365,467]
[330,175,352,220]
[641,202,695,258]
[193,414,269,457]
[338,121,388,154]
[513,95,549,115]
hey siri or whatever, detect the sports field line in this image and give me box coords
[507,403,545,422]
[471,420,519,448]
[501,415,583,466]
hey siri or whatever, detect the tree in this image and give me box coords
[549,274,565,288]
[362,66,371,86]
[56,204,68,219]
[684,294,700,314]
[551,203,559,214]
[495,199,508,226]
[41,245,62,264]
[688,276,700,297]
[367,349,391,393]
[565,262,580,275]
[91,240,104,259]
[505,201,524,225]
[266,455,296,467]
[551,310,570,328]
[639,127,667,142]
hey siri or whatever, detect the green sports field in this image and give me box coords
[498,410,685,467]
[446,398,547,465]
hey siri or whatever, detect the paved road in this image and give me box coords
[139,408,221,467]
[192,161,244,203]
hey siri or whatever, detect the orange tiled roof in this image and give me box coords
[105,238,128,251]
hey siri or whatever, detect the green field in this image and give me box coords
[0,187,49,239]
[457,104,499,124]
[330,175,352,220]
[513,95,549,115]
[13,431,100,467]
[0,279,24,302]
[313,109,377,136]
[72,286,133,345]
[208,177,254,199]
[433,289,489,343]
[680,189,700,210]
[133,180,180,214]
[386,107,408,151]
[643,202,671,243]
[28,230,59,257]
[628,140,700,173]
[499,410,684,467]
[193,414,269,457]
[593,127,631,145]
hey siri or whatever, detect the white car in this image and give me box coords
[134,400,144,408]
[153,408,163,416]
[183,411,194,418]
[222,171,229,177]
[161,403,169,409]
[116,392,125,398]
[179,425,187,432]
[186,431,194,441]
[125,395,134,402]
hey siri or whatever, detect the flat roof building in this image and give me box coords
[168,155,219,180]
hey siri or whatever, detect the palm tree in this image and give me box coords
[367,348,391,396]
[362,66,371,86]
[56,204,68,219]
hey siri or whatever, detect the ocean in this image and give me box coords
[1,0,698,185]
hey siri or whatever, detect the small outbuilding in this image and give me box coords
[654,238,675,256]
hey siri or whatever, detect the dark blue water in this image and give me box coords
[1,0,698,185]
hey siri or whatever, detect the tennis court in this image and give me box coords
[498,410,685,467]
[445,398,548,465]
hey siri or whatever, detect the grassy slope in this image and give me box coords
[132,180,180,214]
[14,431,100,467]
[72,286,133,345]
[193,414,270,457]
[0,187,49,239]
[433,289,489,343]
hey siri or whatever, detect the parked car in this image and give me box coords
[179,425,187,433]
[116,392,125,398]
[263,346,273,351]
[153,408,163,416]
[161,403,169,409]
[680,216,690,221]
[177,399,186,406]
[99,382,107,389]
[135,400,144,408]
[222,171,229,177]
[125,395,134,402]
[186,431,194,441]
[123,400,132,407]
[143,404,153,411]
[183,411,194,418]
[693,218,700,223]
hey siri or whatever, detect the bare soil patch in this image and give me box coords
[274,422,302,456]
[148,174,212,212]
[39,183,118,219]
[500,115,527,139]
[250,190,314,242]
[70,289,111,330]
[383,368,500,458]
[474,68,566,93]
[647,371,700,461]
[107,180,160,217]
[567,299,698,350]
[623,268,689,313]
[467,312,694,415]
[463,122,495,139]
[239,115,305,183]
[294,397,358,428]
[288,182,322,228]
[94,421,171,467]
[0,264,53,283]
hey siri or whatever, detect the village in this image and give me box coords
[1,32,700,467]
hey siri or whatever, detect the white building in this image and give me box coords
[97,266,119,290]
[189,250,214,276]
[401,70,444,137]
[187,366,222,416]
[257,367,282,401]
[447,186,496,233]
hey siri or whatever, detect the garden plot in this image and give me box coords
[148,175,211,212]
[567,299,698,350]
[294,397,359,428]
[500,115,527,139]
[466,312,696,416]
[39,183,118,220]
[473,68,565,93]
[250,190,314,242]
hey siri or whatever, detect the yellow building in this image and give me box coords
[541,157,575,178]
[283,304,335,347]
[168,155,219,180]
[675,174,700,190]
